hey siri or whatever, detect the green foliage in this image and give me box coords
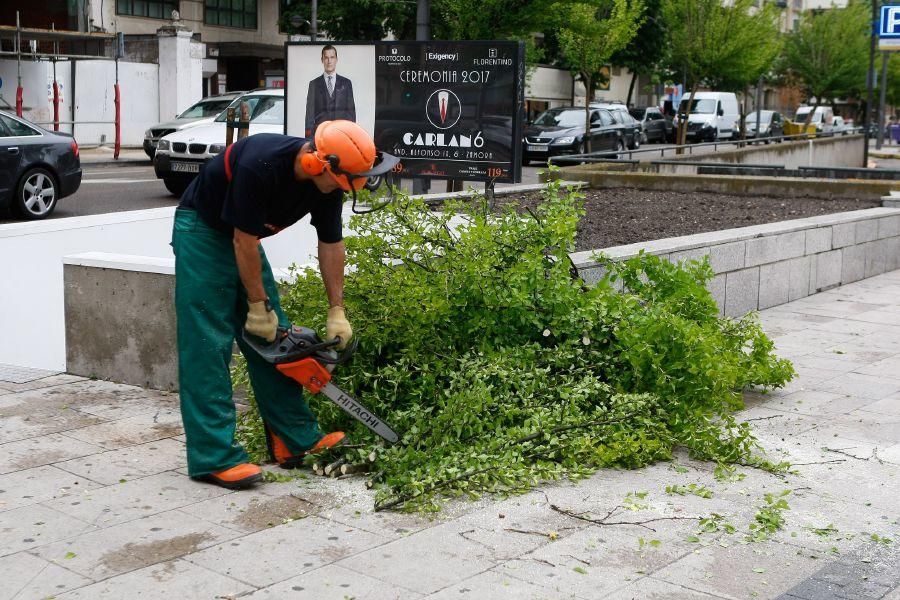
[780,1,870,114]
[235,179,794,511]
[663,0,781,92]
[662,0,782,144]
[697,513,736,536]
[554,0,645,151]
[747,490,791,542]
[666,483,713,499]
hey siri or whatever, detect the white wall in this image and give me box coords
[0,60,74,134]
[73,60,159,146]
[0,207,351,372]
[526,66,573,103]
[574,66,638,105]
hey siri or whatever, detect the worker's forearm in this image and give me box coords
[234,231,267,303]
[318,240,345,307]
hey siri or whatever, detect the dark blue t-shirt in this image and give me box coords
[178,133,344,242]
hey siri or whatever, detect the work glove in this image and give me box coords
[245,299,278,343]
[326,305,353,349]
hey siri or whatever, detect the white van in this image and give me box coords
[793,105,834,135]
[675,92,740,142]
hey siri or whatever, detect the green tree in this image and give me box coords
[781,2,870,126]
[555,0,645,152]
[433,0,560,40]
[663,0,782,146]
[610,0,666,107]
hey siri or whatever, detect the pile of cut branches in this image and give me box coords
[234,179,794,511]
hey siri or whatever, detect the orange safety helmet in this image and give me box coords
[300,120,398,192]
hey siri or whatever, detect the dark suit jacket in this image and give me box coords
[305,74,356,137]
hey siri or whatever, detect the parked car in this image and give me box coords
[831,116,851,135]
[745,110,785,142]
[674,91,740,142]
[154,89,285,196]
[143,91,245,158]
[0,110,81,220]
[522,106,627,165]
[793,105,834,135]
[629,106,674,143]
[591,102,642,149]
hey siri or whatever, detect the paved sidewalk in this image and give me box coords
[2,272,900,600]
[79,147,152,166]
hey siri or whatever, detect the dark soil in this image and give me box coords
[493,188,881,251]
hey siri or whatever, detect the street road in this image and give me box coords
[0,164,176,223]
[0,163,547,223]
[0,142,894,223]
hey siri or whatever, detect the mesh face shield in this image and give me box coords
[319,148,402,214]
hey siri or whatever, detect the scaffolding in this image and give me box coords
[0,13,123,156]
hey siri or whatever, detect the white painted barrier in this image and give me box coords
[0,207,344,371]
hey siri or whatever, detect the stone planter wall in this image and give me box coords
[64,206,900,390]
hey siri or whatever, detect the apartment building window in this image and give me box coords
[117,0,178,19]
[205,0,258,29]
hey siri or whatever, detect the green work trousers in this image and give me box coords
[171,208,322,477]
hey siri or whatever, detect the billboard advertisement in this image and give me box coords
[285,41,525,183]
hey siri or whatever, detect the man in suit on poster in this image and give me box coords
[305,45,356,137]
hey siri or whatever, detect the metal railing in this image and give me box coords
[549,128,864,165]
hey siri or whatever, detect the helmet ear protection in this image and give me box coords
[300,143,340,177]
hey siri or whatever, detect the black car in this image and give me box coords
[0,111,81,220]
[522,106,626,165]
[630,106,675,143]
[592,103,642,149]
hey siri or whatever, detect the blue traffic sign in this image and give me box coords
[881,5,900,38]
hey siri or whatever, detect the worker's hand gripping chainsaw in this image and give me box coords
[243,326,399,444]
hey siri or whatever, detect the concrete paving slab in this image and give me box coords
[34,379,179,420]
[423,567,578,599]
[758,389,868,417]
[0,364,62,384]
[54,438,186,485]
[813,373,900,401]
[43,470,229,528]
[0,403,107,445]
[61,404,183,450]
[0,465,102,512]
[0,433,102,475]
[602,576,732,599]
[497,516,703,599]
[653,540,826,600]
[336,520,500,595]
[186,514,389,588]
[856,358,900,381]
[54,559,254,600]
[34,508,243,580]
[814,409,900,445]
[179,488,321,534]
[0,373,86,392]
[0,551,92,600]
[244,563,423,599]
[0,503,96,557]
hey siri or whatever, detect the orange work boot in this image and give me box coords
[196,463,263,490]
[308,431,346,454]
[266,427,346,470]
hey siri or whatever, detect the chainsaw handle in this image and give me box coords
[316,336,359,365]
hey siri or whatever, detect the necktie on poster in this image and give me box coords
[327,76,334,96]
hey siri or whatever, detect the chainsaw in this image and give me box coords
[242,326,400,444]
